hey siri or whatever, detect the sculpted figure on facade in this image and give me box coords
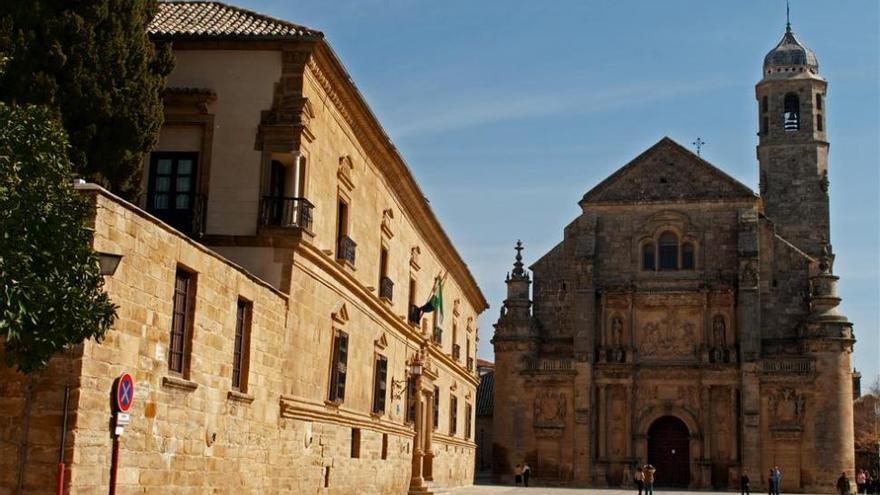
[534,391,567,427]
[640,315,697,358]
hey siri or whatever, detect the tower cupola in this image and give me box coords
[763,24,819,78]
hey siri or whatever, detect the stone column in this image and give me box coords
[410,384,425,490]
[423,389,435,481]
[598,385,607,459]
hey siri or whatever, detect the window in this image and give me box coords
[658,233,678,270]
[433,386,440,430]
[783,93,800,131]
[379,247,393,301]
[761,116,769,135]
[381,433,388,460]
[406,375,416,423]
[761,95,769,113]
[407,278,419,325]
[350,428,361,458]
[642,242,656,271]
[452,322,460,360]
[232,298,252,391]
[465,403,473,440]
[449,394,458,435]
[336,199,356,265]
[817,114,823,132]
[466,337,473,371]
[148,152,199,235]
[328,330,349,402]
[169,268,195,375]
[681,242,695,270]
[816,93,823,111]
[372,355,388,414]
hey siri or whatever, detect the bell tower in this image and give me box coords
[756,19,829,257]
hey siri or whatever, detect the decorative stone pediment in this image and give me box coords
[453,299,461,317]
[331,301,349,325]
[580,137,756,205]
[410,246,421,271]
[338,155,355,191]
[374,332,388,349]
[381,208,394,238]
[534,390,567,428]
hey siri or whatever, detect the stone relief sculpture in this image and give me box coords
[640,316,697,358]
[768,387,806,430]
[611,316,624,347]
[740,260,759,288]
[534,391,567,427]
[712,315,726,346]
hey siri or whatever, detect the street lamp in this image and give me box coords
[97,252,123,276]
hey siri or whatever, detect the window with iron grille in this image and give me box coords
[328,330,349,402]
[465,403,472,439]
[433,386,440,430]
[169,268,195,375]
[450,394,458,435]
[232,298,252,391]
[406,375,416,424]
[372,354,388,414]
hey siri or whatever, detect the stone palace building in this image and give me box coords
[1,2,486,494]
[492,21,855,493]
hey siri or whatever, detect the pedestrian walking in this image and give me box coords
[522,463,532,487]
[838,472,852,495]
[768,469,776,495]
[514,463,523,485]
[858,470,867,495]
[635,466,645,495]
[741,470,751,495]
[644,464,656,495]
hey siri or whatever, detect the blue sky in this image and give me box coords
[240,1,879,383]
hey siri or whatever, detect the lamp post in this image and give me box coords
[97,252,123,276]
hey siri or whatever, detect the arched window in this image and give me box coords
[783,93,800,131]
[682,242,695,270]
[642,242,655,271]
[658,233,678,270]
[761,95,768,114]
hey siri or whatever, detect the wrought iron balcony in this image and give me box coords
[379,276,394,302]
[337,235,357,266]
[259,196,313,231]
[452,344,461,361]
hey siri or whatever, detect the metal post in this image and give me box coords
[109,435,119,495]
[55,385,70,495]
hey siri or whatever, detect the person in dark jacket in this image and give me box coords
[741,471,751,495]
[838,472,852,495]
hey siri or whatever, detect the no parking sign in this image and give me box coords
[114,373,134,413]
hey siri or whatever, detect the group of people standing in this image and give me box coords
[852,469,880,495]
[634,464,657,495]
[513,462,531,487]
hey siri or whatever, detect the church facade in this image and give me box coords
[492,22,855,493]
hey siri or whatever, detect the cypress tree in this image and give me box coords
[0,0,174,199]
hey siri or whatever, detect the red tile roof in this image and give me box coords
[150,1,323,40]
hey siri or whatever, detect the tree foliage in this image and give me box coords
[854,384,880,454]
[0,0,173,198]
[0,101,117,373]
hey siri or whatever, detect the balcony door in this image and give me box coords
[148,152,199,235]
[266,160,287,224]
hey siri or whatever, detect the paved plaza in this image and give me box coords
[449,486,827,495]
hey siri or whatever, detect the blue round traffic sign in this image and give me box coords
[115,373,134,413]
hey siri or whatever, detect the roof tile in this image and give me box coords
[150,1,323,40]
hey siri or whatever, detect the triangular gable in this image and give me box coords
[580,137,756,205]
[331,301,349,325]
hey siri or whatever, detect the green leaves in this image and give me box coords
[0,102,117,373]
[0,0,172,199]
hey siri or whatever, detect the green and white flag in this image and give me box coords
[418,276,444,325]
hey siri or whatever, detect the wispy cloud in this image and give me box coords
[390,78,734,138]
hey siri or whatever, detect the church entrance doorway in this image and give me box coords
[647,416,690,487]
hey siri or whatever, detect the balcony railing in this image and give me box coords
[379,276,394,301]
[452,344,461,360]
[260,196,313,231]
[337,235,357,266]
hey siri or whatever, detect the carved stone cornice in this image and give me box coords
[308,42,488,313]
